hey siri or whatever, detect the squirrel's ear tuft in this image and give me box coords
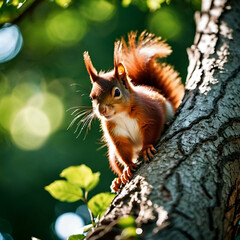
[115,63,130,90]
[83,51,98,83]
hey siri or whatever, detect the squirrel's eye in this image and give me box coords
[113,88,121,98]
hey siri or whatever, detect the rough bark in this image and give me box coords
[86,0,240,239]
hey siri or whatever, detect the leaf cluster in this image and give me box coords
[45,164,115,240]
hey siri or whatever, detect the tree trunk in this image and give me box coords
[86,0,240,239]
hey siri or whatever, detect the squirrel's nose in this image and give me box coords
[97,103,106,115]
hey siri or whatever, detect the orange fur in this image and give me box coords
[114,31,184,110]
[84,31,185,192]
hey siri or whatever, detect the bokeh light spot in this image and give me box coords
[47,10,87,46]
[147,0,165,11]
[12,82,40,102]
[55,212,85,240]
[10,106,51,150]
[148,8,182,40]
[136,228,143,235]
[0,80,64,150]
[55,0,71,8]
[0,95,23,131]
[0,232,14,240]
[80,0,116,22]
[0,24,23,63]
[28,92,64,132]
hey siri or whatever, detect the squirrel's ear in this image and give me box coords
[116,63,126,78]
[84,51,98,83]
[115,63,130,89]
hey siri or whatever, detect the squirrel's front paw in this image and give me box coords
[111,164,138,192]
[140,145,157,162]
[121,164,137,184]
[111,177,122,192]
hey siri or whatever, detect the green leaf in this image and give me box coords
[60,165,100,191]
[122,0,132,7]
[45,180,83,202]
[7,0,19,7]
[68,234,85,240]
[88,192,115,218]
[147,0,166,11]
[118,215,136,228]
[55,0,71,8]
[121,227,138,239]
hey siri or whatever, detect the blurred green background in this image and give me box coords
[0,0,199,239]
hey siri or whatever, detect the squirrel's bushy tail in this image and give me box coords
[114,31,184,110]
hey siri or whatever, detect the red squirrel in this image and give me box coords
[83,31,184,192]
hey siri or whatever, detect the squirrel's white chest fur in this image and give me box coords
[113,112,141,143]
[112,112,142,161]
